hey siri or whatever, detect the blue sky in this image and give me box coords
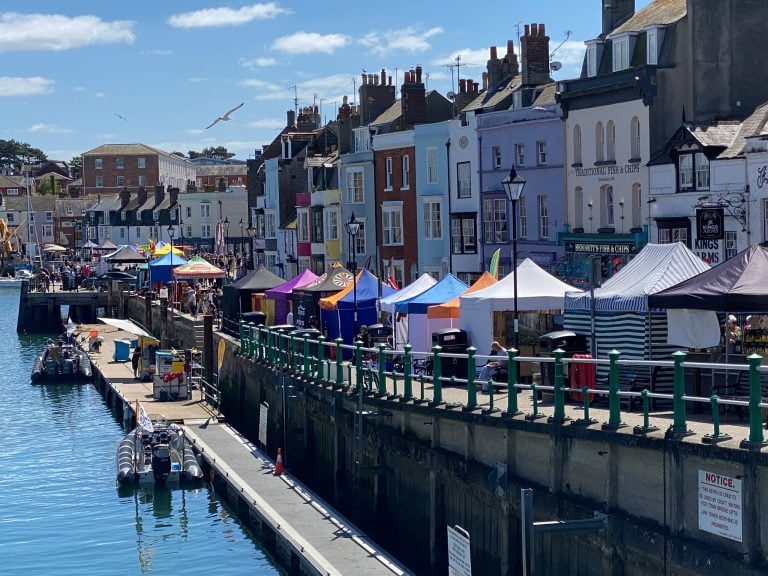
[2,1,651,162]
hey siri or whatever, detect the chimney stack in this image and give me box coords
[401,66,427,127]
[359,64,396,124]
[154,185,164,206]
[119,187,130,209]
[287,109,296,127]
[169,187,179,208]
[521,23,551,86]
[602,0,635,35]
[137,186,147,206]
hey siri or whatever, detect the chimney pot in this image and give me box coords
[361,73,367,85]
[525,24,530,36]
[507,40,516,55]
[533,23,539,36]
[415,65,422,83]
[490,46,497,59]
[472,82,479,93]
[388,75,392,85]
[539,23,546,35]
[482,72,488,90]
[459,79,466,93]
[381,68,386,85]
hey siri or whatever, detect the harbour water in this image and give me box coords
[0,289,280,575]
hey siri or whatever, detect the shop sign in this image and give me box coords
[694,238,721,265]
[696,207,724,240]
[574,164,641,177]
[698,470,742,542]
[565,241,638,255]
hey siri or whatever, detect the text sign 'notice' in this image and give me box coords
[698,470,742,542]
[447,525,471,576]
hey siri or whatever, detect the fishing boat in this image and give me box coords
[116,410,203,486]
[0,268,33,288]
[30,338,93,383]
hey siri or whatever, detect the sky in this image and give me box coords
[2,1,652,163]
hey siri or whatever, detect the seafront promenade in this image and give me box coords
[84,318,410,576]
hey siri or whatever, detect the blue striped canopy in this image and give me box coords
[564,243,710,312]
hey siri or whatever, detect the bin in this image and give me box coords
[367,323,392,346]
[539,331,589,390]
[113,339,131,362]
[156,350,174,376]
[241,311,267,327]
[432,328,469,380]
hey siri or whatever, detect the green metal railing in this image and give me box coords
[240,320,768,449]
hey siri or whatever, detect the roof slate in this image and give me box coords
[689,123,741,149]
[463,76,523,113]
[83,143,180,158]
[610,0,687,35]
[196,165,248,176]
[720,101,768,158]
[532,83,557,107]
[0,174,26,189]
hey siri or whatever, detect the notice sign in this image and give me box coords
[447,525,471,576]
[258,402,269,448]
[698,470,742,542]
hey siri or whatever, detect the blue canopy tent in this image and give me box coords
[395,274,468,351]
[319,269,397,343]
[148,253,188,285]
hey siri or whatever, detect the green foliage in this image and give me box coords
[69,156,82,169]
[0,139,47,172]
[36,175,57,195]
[187,146,236,160]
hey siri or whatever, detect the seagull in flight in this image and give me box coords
[206,102,244,129]
[114,113,127,122]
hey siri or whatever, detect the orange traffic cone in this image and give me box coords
[274,448,284,476]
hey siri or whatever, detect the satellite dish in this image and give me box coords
[447,91,456,100]
[550,61,562,72]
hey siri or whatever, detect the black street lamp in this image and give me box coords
[502,167,526,350]
[345,213,361,336]
[223,217,230,254]
[239,218,244,260]
[246,223,256,269]
[167,223,175,257]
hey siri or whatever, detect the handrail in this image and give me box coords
[238,321,768,449]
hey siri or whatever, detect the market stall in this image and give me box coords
[221,266,284,328]
[380,273,437,349]
[264,269,319,325]
[291,266,353,330]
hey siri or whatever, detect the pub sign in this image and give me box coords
[696,207,724,240]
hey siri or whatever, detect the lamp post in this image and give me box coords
[223,217,230,254]
[246,223,256,270]
[345,213,361,336]
[502,167,526,350]
[167,223,175,258]
[239,218,244,260]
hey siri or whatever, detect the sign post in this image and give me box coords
[447,525,472,576]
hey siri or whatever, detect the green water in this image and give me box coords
[0,288,280,575]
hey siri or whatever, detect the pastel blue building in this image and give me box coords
[476,88,565,275]
[414,121,451,278]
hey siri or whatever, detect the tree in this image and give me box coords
[0,139,47,173]
[187,146,236,160]
[172,151,186,158]
[69,156,82,170]
[36,175,57,195]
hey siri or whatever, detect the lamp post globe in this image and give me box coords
[501,167,526,350]
[246,223,256,270]
[223,217,230,254]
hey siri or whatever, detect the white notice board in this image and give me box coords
[258,401,269,448]
[447,525,471,576]
[698,470,742,542]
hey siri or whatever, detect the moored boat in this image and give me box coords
[116,412,203,485]
[31,338,93,383]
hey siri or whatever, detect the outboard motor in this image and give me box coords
[62,358,74,375]
[152,444,172,483]
[45,359,58,375]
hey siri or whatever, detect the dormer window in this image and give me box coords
[645,26,665,66]
[611,33,637,72]
[585,40,603,78]
[678,152,710,192]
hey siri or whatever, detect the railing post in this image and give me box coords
[335,338,344,386]
[466,347,477,410]
[378,343,387,395]
[550,349,567,424]
[506,348,520,416]
[741,354,766,448]
[432,345,443,405]
[301,335,309,376]
[526,382,543,421]
[255,324,263,361]
[246,322,254,358]
[669,351,691,437]
[239,318,245,346]
[266,327,273,364]
[703,394,731,444]
[317,335,325,378]
[419,373,425,401]
[603,350,625,430]
[355,340,363,394]
[633,389,659,435]
[403,344,413,400]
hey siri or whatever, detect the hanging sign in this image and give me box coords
[696,207,724,240]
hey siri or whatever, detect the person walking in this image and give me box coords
[131,346,141,380]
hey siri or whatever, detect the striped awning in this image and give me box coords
[564,243,710,312]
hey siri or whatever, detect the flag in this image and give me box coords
[137,401,154,433]
[387,265,399,290]
[489,248,501,279]
[66,318,76,337]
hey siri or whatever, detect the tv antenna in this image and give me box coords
[288,84,299,116]
[550,30,573,73]
[445,54,479,100]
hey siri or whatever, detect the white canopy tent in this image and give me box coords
[380,273,437,349]
[460,259,577,355]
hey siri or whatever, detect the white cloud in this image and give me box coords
[188,77,209,83]
[240,78,282,90]
[272,32,349,55]
[94,92,105,98]
[72,86,87,92]
[141,49,173,56]
[551,39,585,78]
[247,118,285,129]
[168,3,288,29]
[29,123,72,134]
[0,12,134,52]
[186,129,205,135]
[240,56,278,69]
[0,76,54,96]
[360,26,443,56]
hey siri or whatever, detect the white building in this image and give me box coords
[177,186,249,253]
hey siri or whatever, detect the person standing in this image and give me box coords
[478,341,507,393]
[131,346,141,379]
[727,315,742,354]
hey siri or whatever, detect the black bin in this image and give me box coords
[367,323,392,346]
[539,330,589,387]
[241,311,267,326]
[432,328,469,380]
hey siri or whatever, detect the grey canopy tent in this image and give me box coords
[222,266,284,326]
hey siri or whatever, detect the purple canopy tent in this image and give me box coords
[264,269,319,324]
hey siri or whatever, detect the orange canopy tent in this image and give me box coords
[426,272,497,319]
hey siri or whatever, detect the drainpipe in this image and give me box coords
[478,132,485,271]
[445,138,453,275]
